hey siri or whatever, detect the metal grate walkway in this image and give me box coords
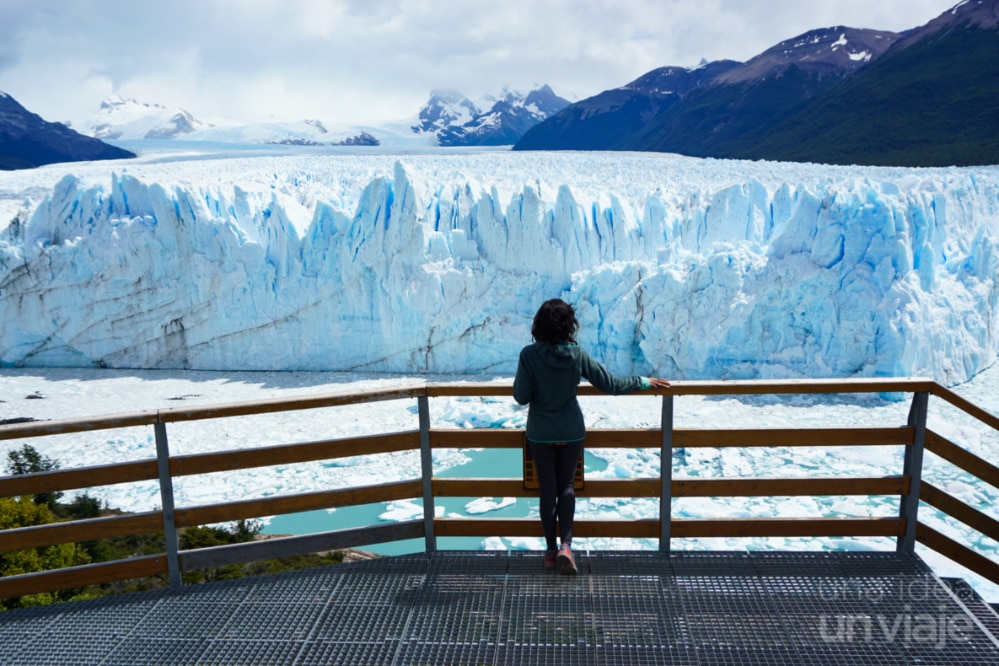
[2,551,999,665]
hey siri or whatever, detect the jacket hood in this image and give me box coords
[535,341,580,370]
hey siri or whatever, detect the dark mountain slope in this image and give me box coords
[738,5,999,166]
[517,0,998,166]
[0,92,134,170]
[626,27,900,156]
[515,61,738,150]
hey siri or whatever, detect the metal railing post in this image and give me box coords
[154,422,182,588]
[418,395,437,552]
[659,394,675,553]
[898,391,929,553]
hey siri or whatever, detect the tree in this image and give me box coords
[0,496,90,609]
[179,520,262,584]
[5,444,63,507]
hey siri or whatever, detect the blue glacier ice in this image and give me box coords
[1,148,997,385]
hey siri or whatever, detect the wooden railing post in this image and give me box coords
[418,395,436,552]
[898,391,929,553]
[154,422,182,588]
[659,394,674,553]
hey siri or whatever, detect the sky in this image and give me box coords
[0,0,962,130]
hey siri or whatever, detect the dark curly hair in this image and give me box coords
[531,298,578,344]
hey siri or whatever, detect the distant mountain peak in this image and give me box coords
[891,0,999,50]
[88,95,207,140]
[100,94,166,112]
[624,61,739,96]
[304,119,328,133]
[412,84,569,146]
[413,90,479,134]
[428,88,470,102]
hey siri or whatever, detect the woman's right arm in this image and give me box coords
[579,349,643,394]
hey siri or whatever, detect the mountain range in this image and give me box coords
[515,0,999,167]
[411,85,570,146]
[2,0,996,169]
[80,84,570,148]
[0,82,570,171]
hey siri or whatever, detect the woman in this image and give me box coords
[513,299,670,574]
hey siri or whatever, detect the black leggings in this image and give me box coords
[529,439,584,551]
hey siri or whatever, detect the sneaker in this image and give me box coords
[544,549,558,569]
[557,544,578,575]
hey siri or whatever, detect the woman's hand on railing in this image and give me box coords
[648,378,671,390]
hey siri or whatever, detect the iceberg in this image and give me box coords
[1,148,997,385]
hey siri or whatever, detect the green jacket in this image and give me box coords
[513,341,648,443]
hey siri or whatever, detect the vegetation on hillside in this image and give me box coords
[1,445,348,611]
[739,27,999,167]
[629,64,844,157]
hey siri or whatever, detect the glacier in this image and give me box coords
[1,146,997,385]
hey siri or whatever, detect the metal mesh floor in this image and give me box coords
[2,550,998,665]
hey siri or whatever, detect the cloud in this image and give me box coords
[0,0,961,128]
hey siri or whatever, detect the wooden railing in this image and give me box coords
[1,377,997,601]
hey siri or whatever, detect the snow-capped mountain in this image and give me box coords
[180,118,332,145]
[85,96,388,147]
[412,85,570,146]
[187,119,390,147]
[711,26,899,86]
[81,85,566,149]
[411,89,480,134]
[87,95,210,141]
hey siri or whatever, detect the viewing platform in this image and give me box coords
[3,549,999,665]
[2,377,999,664]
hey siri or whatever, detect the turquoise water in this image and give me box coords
[263,448,609,555]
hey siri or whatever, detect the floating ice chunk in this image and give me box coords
[465,497,516,514]
[379,500,424,522]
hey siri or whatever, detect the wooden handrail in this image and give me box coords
[0,377,935,440]
[429,427,914,449]
[920,481,999,544]
[157,386,427,423]
[0,427,911,502]
[170,432,420,477]
[925,429,999,490]
[0,460,159,497]
[173,480,422,527]
[672,427,912,448]
[0,556,168,599]
[425,377,937,398]
[930,383,999,432]
[662,378,936,396]
[433,517,905,539]
[432,477,909,498]
[2,376,998,602]
[671,517,905,538]
[917,523,999,588]
[0,512,164,553]
[671,476,909,497]
[0,411,159,440]
[179,522,425,571]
